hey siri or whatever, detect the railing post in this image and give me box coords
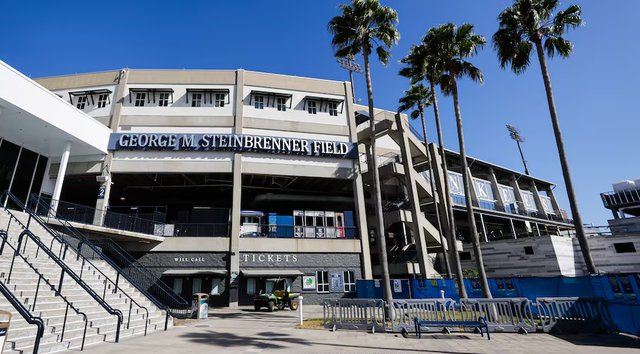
[57,271,65,295]
[33,275,42,310]
[60,303,69,341]
[114,272,120,294]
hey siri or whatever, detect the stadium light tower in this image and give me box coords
[337,55,363,103]
[506,124,530,175]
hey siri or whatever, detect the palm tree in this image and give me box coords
[432,23,492,298]
[400,39,467,298]
[398,84,452,278]
[493,0,596,274]
[329,0,399,303]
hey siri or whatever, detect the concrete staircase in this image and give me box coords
[0,209,171,353]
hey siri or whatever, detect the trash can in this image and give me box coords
[0,310,11,352]
[192,293,209,319]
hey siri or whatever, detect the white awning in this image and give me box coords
[241,269,304,277]
[163,269,227,276]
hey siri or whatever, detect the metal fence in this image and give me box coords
[460,298,536,334]
[536,297,614,334]
[389,298,456,333]
[323,299,386,333]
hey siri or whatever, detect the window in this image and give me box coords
[134,92,146,107]
[276,97,287,111]
[307,100,317,114]
[210,278,222,295]
[328,102,338,116]
[246,278,256,295]
[459,251,471,260]
[215,93,225,107]
[614,242,636,253]
[97,94,108,108]
[76,96,87,109]
[192,278,202,294]
[524,246,534,255]
[172,278,183,296]
[343,271,356,293]
[158,93,170,107]
[191,93,203,107]
[254,95,264,109]
[316,271,329,293]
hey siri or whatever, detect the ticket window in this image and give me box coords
[336,213,345,238]
[210,278,223,296]
[246,278,257,296]
[325,212,336,238]
[315,212,325,238]
[294,211,304,238]
[304,212,315,238]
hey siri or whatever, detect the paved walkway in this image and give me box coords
[78,306,640,354]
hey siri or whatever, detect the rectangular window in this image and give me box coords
[459,251,471,260]
[328,102,338,116]
[215,93,225,107]
[614,242,636,253]
[343,271,356,293]
[524,246,534,255]
[254,95,264,109]
[172,278,183,296]
[76,96,87,109]
[158,93,170,107]
[246,278,256,295]
[192,278,202,294]
[210,278,221,295]
[97,94,108,108]
[134,92,146,107]
[191,93,203,107]
[316,271,329,293]
[276,97,287,111]
[307,101,317,114]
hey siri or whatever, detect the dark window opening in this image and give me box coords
[459,251,471,260]
[614,242,636,253]
[524,246,534,255]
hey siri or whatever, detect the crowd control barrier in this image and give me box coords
[459,298,535,334]
[389,298,455,333]
[535,297,614,334]
[323,299,386,333]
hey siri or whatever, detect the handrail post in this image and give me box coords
[57,271,65,295]
[61,304,69,341]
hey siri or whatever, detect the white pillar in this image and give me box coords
[50,141,71,213]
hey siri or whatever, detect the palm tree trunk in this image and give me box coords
[533,39,596,274]
[363,48,394,303]
[430,79,467,298]
[418,104,452,278]
[448,71,492,299]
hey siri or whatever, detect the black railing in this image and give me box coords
[90,238,190,317]
[23,193,186,322]
[240,224,360,239]
[37,196,165,236]
[0,230,86,352]
[172,223,229,237]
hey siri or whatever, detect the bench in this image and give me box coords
[413,317,490,340]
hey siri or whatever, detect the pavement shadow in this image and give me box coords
[551,334,640,349]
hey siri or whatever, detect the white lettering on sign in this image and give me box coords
[241,254,298,263]
[109,133,356,159]
[174,257,205,262]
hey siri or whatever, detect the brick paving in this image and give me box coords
[78,306,640,354]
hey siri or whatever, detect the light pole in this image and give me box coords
[337,55,363,103]
[506,124,530,175]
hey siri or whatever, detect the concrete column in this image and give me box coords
[394,113,429,276]
[530,182,547,216]
[344,82,372,279]
[227,69,245,307]
[107,69,129,130]
[510,175,525,212]
[51,141,71,213]
[488,168,505,210]
[93,155,112,226]
[546,187,563,215]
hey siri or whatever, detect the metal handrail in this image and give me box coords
[22,193,182,323]
[0,230,88,351]
[90,238,190,317]
[1,194,125,340]
[0,280,45,354]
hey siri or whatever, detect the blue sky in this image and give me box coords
[1,1,637,225]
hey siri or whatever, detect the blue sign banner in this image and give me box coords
[108,133,357,159]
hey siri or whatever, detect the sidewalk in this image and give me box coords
[77,306,640,354]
